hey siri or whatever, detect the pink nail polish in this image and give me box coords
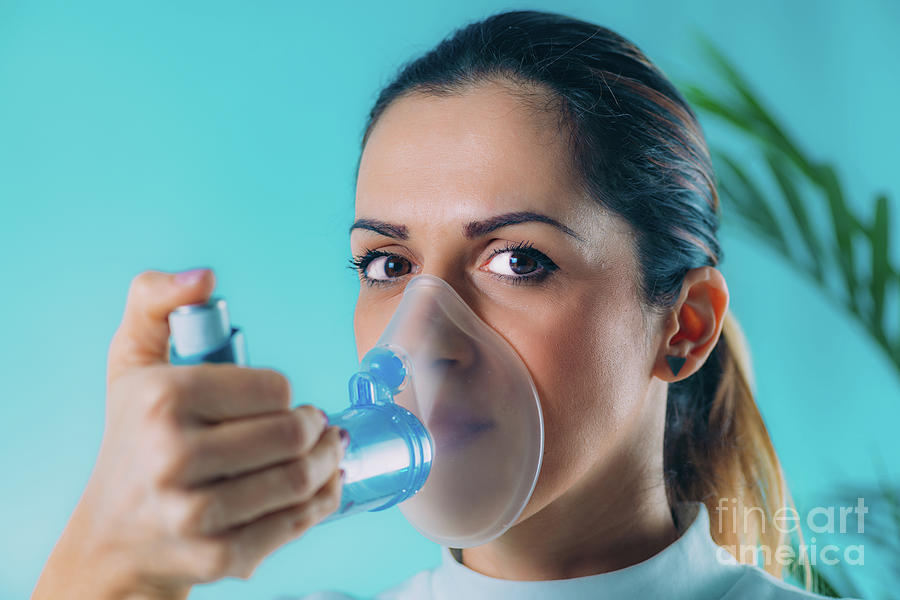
[175,268,210,286]
[339,428,350,450]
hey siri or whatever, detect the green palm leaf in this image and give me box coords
[680,34,900,378]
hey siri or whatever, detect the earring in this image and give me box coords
[665,355,686,377]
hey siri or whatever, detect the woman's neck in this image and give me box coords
[459,476,677,580]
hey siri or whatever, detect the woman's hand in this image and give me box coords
[34,269,346,600]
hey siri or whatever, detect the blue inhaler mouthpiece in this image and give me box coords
[168,298,434,524]
[320,346,433,521]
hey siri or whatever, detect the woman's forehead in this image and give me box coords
[354,84,594,230]
[357,85,573,204]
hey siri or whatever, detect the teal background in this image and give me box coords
[1,1,898,598]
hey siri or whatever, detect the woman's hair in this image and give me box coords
[356,9,799,580]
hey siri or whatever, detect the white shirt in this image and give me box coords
[293,502,853,600]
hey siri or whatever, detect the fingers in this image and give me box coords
[165,363,294,423]
[177,405,331,484]
[165,468,344,583]
[221,468,344,578]
[114,363,295,425]
[107,269,215,387]
[187,426,345,534]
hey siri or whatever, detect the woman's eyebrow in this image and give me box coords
[349,211,583,242]
[463,211,584,241]
[348,218,409,240]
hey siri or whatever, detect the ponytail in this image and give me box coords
[664,310,805,582]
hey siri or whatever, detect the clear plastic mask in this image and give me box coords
[371,274,544,547]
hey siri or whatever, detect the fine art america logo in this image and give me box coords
[713,497,867,567]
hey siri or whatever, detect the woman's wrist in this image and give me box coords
[34,500,191,600]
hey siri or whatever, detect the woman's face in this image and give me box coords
[350,80,661,524]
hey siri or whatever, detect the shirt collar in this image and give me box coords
[430,501,742,600]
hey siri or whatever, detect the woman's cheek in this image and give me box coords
[522,294,643,460]
[353,301,395,359]
[512,312,599,455]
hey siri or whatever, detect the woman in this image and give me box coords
[35,9,848,600]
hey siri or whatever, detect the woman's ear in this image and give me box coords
[652,266,729,382]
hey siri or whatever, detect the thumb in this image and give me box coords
[107,268,216,388]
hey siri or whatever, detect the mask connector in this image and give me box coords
[320,347,433,522]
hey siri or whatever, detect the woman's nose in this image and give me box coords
[386,274,480,374]
[423,292,480,374]
[426,311,478,373]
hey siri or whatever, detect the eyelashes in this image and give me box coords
[346,248,403,287]
[347,247,409,288]
[347,240,559,287]
[346,247,386,274]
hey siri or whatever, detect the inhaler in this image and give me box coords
[168,274,544,548]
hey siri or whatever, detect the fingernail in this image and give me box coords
[339,428,350,450]
[318,408,329,427]
[174,268,210,286]
[339,468,346,484]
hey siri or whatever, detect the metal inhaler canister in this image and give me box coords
[166,296,434,525]
[167,297,248,366]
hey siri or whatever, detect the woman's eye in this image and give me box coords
[366,254,412,280]
[348,242,556,287]
[485,251,539,276]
